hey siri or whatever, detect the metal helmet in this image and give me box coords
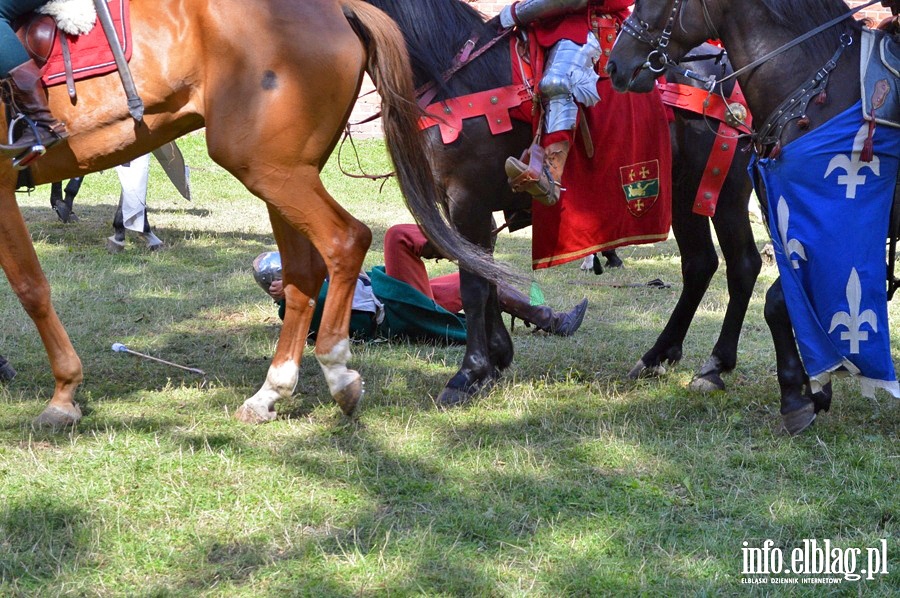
[252,251,282,292]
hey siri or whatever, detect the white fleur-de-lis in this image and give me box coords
[824,122,881,199]
[777,196,806,269]
[828,268,878,354]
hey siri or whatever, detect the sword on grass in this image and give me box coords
[93,0,144,121]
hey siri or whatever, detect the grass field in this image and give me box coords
[0,132,897,596]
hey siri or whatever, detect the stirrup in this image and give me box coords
[11,145,45,170]
[0,113,64,165]
[505,145,561,206]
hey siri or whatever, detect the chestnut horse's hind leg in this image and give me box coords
[226,163,370,422]
[235,209,329,423]
[0,186,83,427]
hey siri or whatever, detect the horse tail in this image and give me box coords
[341,1,522,287]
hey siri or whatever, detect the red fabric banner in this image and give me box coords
[530,78,673,269]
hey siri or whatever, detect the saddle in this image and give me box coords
[16,15,57,68]
[861,28,900,128]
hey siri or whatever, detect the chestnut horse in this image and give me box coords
[4,0,500,427]
[607,0,892,433]
[366,0,761,406]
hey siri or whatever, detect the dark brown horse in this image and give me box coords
[3,0,500,427]
[607,0,892,433]
[366,0,761,406]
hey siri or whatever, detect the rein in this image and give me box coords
[414,27,513,108]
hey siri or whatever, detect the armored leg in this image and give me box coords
[505,34,601,205]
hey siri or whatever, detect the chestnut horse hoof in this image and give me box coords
[33,403,82,429]
[333,376,363,418]
[234,404,277,424]
[627,359,666,380]
[782,402,816,436]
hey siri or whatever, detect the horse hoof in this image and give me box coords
[0,361,16,383]
[106,236,126,253]
[141,233,165,251]
[627,359,665,380]
[782,402,816,436]
[333,375,363,418]
[33,403,82,429]
[436,386,473,408]
[52,200,77,223]
[233,404,277,424]
[689,373,725,393]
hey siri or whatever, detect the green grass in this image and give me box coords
[0,132,897,596]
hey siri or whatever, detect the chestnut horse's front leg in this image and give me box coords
[0,185,83,427]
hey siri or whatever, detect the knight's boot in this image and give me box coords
[505,140,570,206]
[0,60,68,157]
[497,285,588,336]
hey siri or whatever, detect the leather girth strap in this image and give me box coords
[658,81,751,217]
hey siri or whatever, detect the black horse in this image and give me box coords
[366,0,761,406]
[608,0,897,433]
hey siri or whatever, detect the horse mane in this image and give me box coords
[759,0,865,58]
[364,0,510,97]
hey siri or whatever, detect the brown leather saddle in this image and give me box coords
[14,13,79,101]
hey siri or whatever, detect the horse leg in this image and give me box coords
[764,278,830,434]
[235,208,329,423]
[50,177,81,223]
[138,208,164,251]
[436,178,513,407]
[690,154,760,391]
[0,186,82,426]
[629,195,718,379]
[106,194,127,253]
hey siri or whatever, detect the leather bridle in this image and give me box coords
[620,0,719,75]
[619,0,883,88]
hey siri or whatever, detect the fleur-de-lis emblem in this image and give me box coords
[828,268,878,354]
[824,122,881,199]
[777,197,806,269]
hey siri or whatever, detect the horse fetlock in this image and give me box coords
[316,340,363,416]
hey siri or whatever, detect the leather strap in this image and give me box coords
[419,84,532,144]
[659,81,751,217]
[59,34,76,102]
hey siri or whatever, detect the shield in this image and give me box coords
[619,159,661,217]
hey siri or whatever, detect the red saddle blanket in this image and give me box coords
[41,0,131,87]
